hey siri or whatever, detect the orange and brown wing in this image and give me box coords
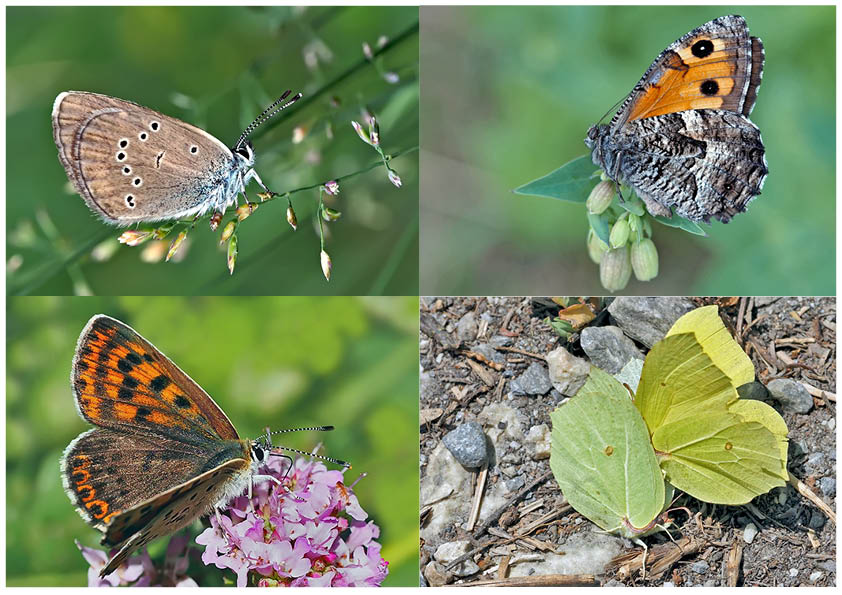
[615,15,763,125]
[72,314,240,441]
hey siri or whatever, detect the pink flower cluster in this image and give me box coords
[77,456,388,587]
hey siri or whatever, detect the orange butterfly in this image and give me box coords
[586,15,767,223]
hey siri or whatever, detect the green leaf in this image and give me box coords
[513,155,598,202]
[653,214,708,236]
[587,212,611,245]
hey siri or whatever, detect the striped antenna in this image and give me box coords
[235,90,303,149]
[258,426,350,468]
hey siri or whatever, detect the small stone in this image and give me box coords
[510,362,552,396]
[423,561,451,587]
[525,423,552,460]
[471,343,505,364]
[505,476,525,493]
[819,477,836,498]
[545,346,589,396]
[809,571,823,583]
[743,523,758,544]
[828,418,836,432]
[808,510,826,530]
[704,580,717,587]
[789,440,808,459]
[806,452,826,473]
[766,378,813,414]
[434,541,480,577]
[754,297,780,307]
[442,422,489,468]
[737,381,769,401]
[489,334,513,348]
[456,311,478,343]
[607,297,695,347]
[691,560,709,574]
[788,568,799,578]
[580,325,643,374]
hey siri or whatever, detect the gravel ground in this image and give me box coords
[419,296,836,587]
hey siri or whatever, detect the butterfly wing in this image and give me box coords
[61,427,250,533]
[72,314,240,442]
[613,15,763,127]
[96,454,250,577]
[52,91,236,224]
[616,109,767,222]
[550,366,666,538]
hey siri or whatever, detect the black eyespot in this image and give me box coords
[119,139,129,148]
[150,121,160,131]
[133,178,142,186]
[122,166,131,175]
[691,39,714,58]
[700,80,719,96]
[139,132,148,141]
[116,152,126,161]
[125,195,135,208]
[190,145,198,154]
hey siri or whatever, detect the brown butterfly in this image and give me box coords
[586,15,767,223]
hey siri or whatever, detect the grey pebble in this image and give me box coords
[737,381,769,401]
[819,477,836,498]
[510,361,552,396]
[691,560,709,574]
[607,297,695,347]
[456,311,478,343]
[580,325,642,374]
[743,523,758,544]
[766,378,813,414]
[442,421,489,468]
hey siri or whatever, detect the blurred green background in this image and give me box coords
[420,5,835,295]
[7,6,419,296]
[6,296,420,586]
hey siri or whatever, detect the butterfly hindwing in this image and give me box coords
[72,315,240,442]
[98,456,251,577]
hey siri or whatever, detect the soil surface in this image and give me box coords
[419,296,836,587]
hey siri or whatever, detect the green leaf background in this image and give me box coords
[6,296,420,586]
[420,5,834,295]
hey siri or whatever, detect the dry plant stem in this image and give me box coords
[493,345,547,360]
[611,536,704,579]
[466,463,488,532]
[788,472,836,524]
[454,574,597,587]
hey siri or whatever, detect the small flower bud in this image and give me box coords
[587,229,609,264]
[237,202,258,222]
[166,230,188,262]
[209,212,223,231]
[368,116,380,147]
[286,205,298,231]
[219,221,236,245]
[324,180,340,196]
[627,212,641,235]
[362,42,373,60]
[227,234,238,275]
[377,35,389,48]
[383,72,400,84]
[292,125,308,144]
[387,169,402,188]
[609,219,630,248]
[351,121,373,146]
[320,250,332,281]
[322,207,342,222]
[631,238,659,281]
[587,180,615,214]
[256,191,276,201]
[599,245,632,292]
[117,230,153,247]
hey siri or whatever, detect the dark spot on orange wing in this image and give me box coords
[150,374,171,392]
[174,395,191,409]
[80,395,103,419]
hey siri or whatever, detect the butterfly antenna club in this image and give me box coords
[235,90,303,149]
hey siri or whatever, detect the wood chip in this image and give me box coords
[497,555,510,580]
[788,472,836,525]
[461,349,504,371]
[801,381,836,402]
[420,408,444,426]
[464,359,496,386]
[466,463,488,532]
[726,542,742,587]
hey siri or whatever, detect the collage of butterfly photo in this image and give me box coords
[3,2,838,590]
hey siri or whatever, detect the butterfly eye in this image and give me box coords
[252,445,265,462]
[235,147,250,159]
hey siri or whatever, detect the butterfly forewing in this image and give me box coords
[52,92,235,224]
[72,315,240,441]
